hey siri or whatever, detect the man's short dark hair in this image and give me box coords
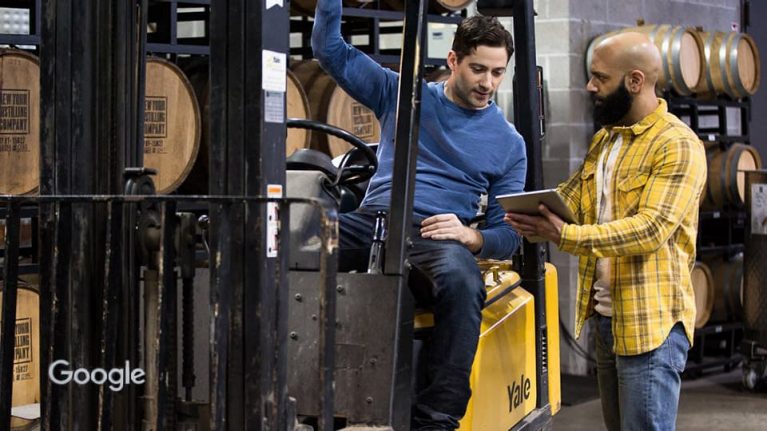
[451,15,514,63]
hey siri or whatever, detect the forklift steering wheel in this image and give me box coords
[287,119,378,185]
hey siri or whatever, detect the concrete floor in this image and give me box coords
[553,368,767,430]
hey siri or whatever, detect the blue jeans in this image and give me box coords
[594,315,689,431]
[340,210,486,430]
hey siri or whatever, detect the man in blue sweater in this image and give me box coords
[312,1,527,429]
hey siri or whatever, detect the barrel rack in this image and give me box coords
[667,93,753,376]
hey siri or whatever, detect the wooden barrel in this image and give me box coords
[702,142,762,210]
[0,49,39,196]
[143,57,202,194]
[691,261,714,329]
[177,60,312,194]
[291,60,381,158]
[287,70,313,155]
[586,25,704,96]
[695,31,760,99]
[0,283,40,429]
[707,253,744,323]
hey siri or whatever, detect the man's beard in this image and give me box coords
[592,83,633,126]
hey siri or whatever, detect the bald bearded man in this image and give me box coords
[505,32,707,430]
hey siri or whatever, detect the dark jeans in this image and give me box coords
[595,315,689,431]
[340,211,486,430]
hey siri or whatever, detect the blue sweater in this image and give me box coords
[311,0,526,260]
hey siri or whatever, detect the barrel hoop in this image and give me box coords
[670,26,691,94]
[718,32,736,98]
[703,32,715,94]
[728,32,747,97]
[657,26,675,92]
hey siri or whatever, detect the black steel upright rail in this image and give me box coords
[384,0,429,276]
[509,0,550,411]
[0,202,21,429]
[41,0,141,428]
[210,0,291,428]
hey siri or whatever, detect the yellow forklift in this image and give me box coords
[0,0,559,429]
[283,1,560,430]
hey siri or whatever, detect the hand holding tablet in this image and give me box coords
[497,189,577,243]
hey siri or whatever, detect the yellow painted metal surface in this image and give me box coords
[413,260,562,429]
[545,262,562,415]
[459,271,537,430]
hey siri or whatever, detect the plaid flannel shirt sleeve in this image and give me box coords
[557,135,705,258]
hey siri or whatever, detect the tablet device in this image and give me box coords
[496,189,577,242]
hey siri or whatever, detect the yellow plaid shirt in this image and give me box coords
[557,99,707,355]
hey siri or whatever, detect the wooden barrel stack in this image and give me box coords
[587,25,760,336]
[586,25,760,99]
[0,49,40,196]
[291,60,381,158]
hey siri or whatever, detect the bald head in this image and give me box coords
[587,32,664,126]
[593,32,662,88]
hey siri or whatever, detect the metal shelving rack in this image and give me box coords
[667,92,753,376]
[147,0,210,56]
[684,321,744,377]
[667,93,752,254]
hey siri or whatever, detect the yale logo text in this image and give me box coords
[507,373,532,412]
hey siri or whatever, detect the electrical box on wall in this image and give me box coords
[428,23,457,60]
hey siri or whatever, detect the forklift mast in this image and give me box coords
[387,0,551,411]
